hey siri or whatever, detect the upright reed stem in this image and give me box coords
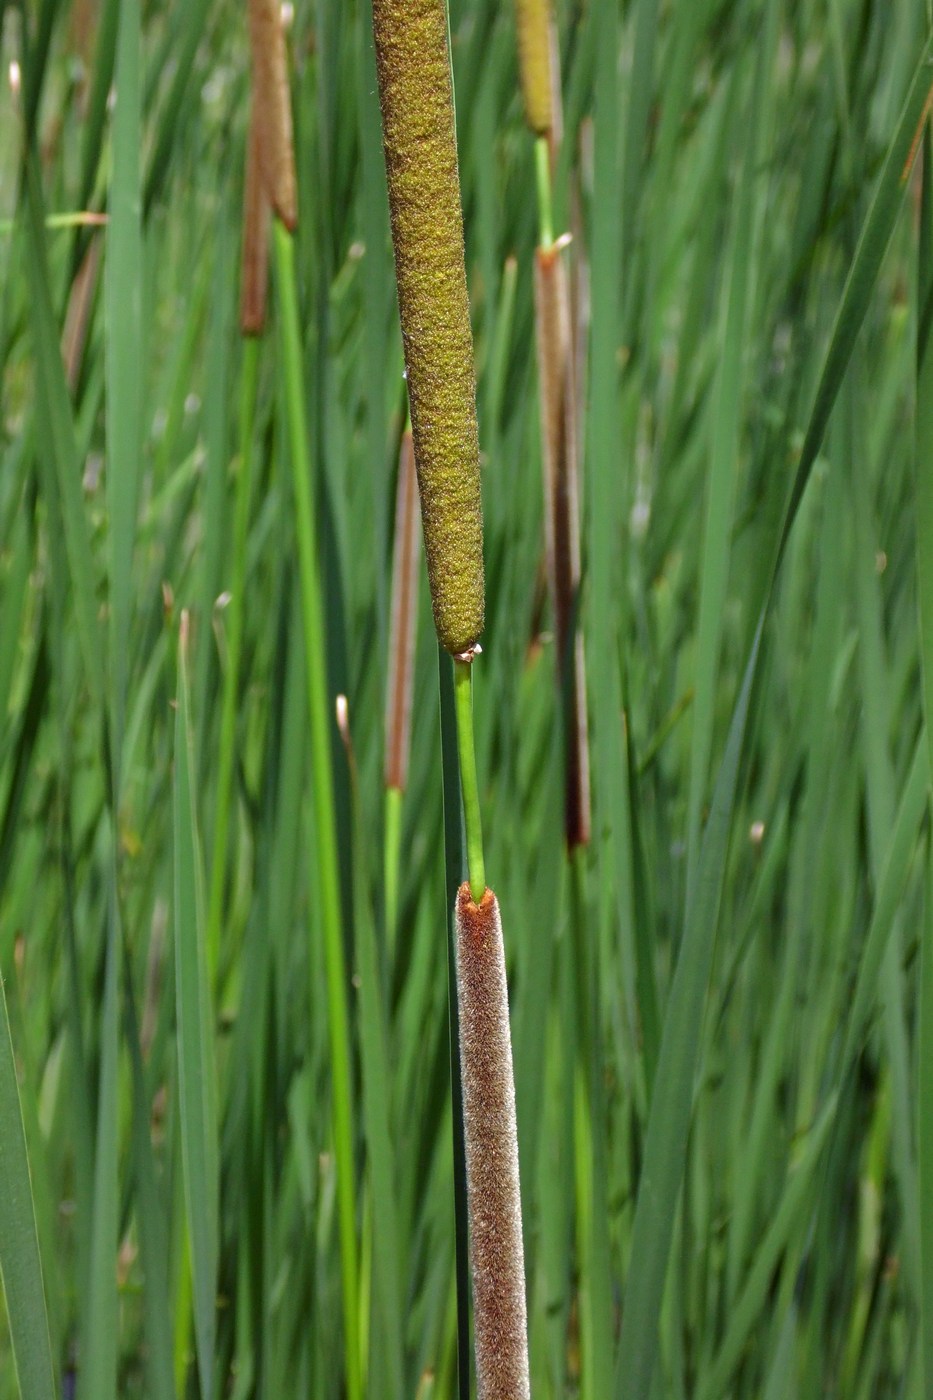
[273,220,361,1400]
[535,135,554,250]
[454,658,485,902]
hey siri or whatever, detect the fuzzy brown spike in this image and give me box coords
[240,95,270,336]
[455,885,529,1400]
[248,0,297,231]
[534,244,591,847]
[371,0,485,656]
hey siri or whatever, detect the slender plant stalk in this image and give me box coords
[438,649,473,1400]
[533,244,590,850]
[453,659,485,903]
[521,0,590,851]
[915,121,933,1397]
[0,974,56,1400]
[371,5,528,1393]
[273,219,361,1400]
[206,335,259,978]
[535,137,554,249]
[384,422,420,946]
[520,9,600,1387]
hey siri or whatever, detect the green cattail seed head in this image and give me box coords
[372,0,485,656]
[515,0,553,136]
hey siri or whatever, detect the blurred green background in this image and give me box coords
[2,0,933,1396]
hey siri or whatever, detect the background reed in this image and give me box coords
[3,3,933,1398]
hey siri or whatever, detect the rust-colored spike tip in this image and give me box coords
[455,885,529,1400]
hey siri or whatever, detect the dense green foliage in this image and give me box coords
[2,0,933,1396]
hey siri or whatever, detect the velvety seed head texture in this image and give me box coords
[371,0,485,656]
[515,0,553,135]
[248,0,297,231]
[240,98,269,336]
[455,885,530,1400]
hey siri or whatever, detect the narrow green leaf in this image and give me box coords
[0,974,56,1400]
[173,613,219,1400]
[917,119,933,1400]
[106,0,143,780]
[82,894,120,1400]
[617,40,933,1396]
[273,220,360,1400]
[615,617,764,1399]
[697,1096,837,1400]
[23,165,105,715]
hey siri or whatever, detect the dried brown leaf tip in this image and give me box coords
[371,0,484,656]
[455,885,529,1400]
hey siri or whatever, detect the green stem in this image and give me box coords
[273,219,361,1400]
[207,333,259,981]
[438,646,472,1400]
[383,784,402,955]
[535,135,554,250]
[453,658,485,901]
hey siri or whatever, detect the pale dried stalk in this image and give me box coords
[534,244,590,847]
[455,884,529,1400]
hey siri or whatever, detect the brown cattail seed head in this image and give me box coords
[371,0,485,656]
[455,885,529,1399]
[248,0,297,231]
[515,0,553,136]
[534,244,590,847]
[240,96,270,336]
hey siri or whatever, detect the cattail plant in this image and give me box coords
[515,0,553,141]
[518,0,590,849]
[226,6,364,1395]
[371,0,484,660]
[534,242,590,848]
[372,1,529,1393]
[455,885,530,1398]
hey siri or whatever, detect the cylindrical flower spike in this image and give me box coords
[455,884,529,1400]
[515,0,553,136]
[371,0,485,656]
[534,243,590,847]
[240,97,270,336]
[248,0,297,231]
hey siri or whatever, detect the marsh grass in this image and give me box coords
[3,2,933,1398]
